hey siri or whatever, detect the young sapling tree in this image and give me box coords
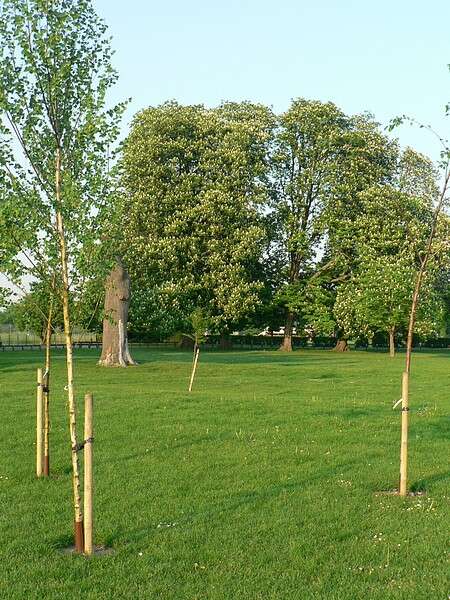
[0,0,126,550]
[186,308,209,392]
[389,117,450,495]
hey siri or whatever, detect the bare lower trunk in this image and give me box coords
[399,272,422,497]
[334,339,348,352]
[192,341,198,364]
[55,148,83,551]
[389,328,395,358]
[189,346,200,392]
[43,297,53,477]
[56,206,83,553]
[279,311,294,352]
[99,260,136,367]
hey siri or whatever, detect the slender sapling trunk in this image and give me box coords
[36,368,43,477]
[84,393,94,556]
[55,149,84,552]
[189,346,200,392]
[43,295,53,476]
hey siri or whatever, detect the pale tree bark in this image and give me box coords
[388,328,395,358]
[98,259,136,367]
[189,346,200,392]
[55,148,84,553]
[334,338,349,352]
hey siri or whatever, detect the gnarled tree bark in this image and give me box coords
[98,259,136,367]
[333,339,349,352]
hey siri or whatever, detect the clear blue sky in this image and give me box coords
[2,1,449,299]
[95,0,450,162]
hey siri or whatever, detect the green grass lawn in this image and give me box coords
[0,348,448,599]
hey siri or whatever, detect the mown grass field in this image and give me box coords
[0,348,449,599]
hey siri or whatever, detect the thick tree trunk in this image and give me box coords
[389,328,395,358]
[334,339,349,352]
[98,260,136,367]
[279,311,294,352]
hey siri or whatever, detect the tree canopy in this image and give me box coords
[120,100,274,336]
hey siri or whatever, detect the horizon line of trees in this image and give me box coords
[1,98,450,356]
[117,99,450,355]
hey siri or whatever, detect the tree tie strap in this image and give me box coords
[72,437,94,452]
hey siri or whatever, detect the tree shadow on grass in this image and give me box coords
[0,354,44,372]
[421,417,450,441]
[148,350,360,368]
[410,470,450,493]
[107,456,373,547]
[335,407,381,419]
[51,533,75,551]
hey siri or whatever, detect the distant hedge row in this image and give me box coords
[128,332,450,350]
[355,333,450,349]
[205,335,336,348]
[128,333,337,347]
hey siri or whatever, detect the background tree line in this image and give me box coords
[2,97,449,354]
[116,99,450,354]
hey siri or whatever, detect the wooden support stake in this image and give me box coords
[399,371,409,496]
[189,347,200,392]
[36,368,43,477]
[43,370,50,477]
[84,393,94,555]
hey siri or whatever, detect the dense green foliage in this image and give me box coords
[1,348,449,599]
[334,185,446,345]
[120,101,274,337]
[0,0,125,309]
[0,5,447,347]
[119,100,448,345]
[10,281,63,342]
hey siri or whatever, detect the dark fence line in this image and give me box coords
[355,336,450,349]
[1,335,449,352]
[0,341,102,352]
[203,335,336,349]
[0,330,99,346]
